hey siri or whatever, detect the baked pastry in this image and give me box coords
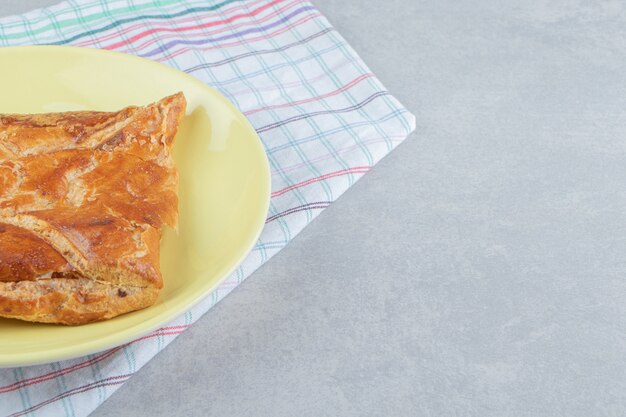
[0,92,186,325]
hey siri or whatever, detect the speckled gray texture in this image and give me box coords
[4,0,626,415]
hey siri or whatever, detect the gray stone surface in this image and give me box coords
[3,0,626,415]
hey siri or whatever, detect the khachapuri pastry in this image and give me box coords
[0,92,186,325]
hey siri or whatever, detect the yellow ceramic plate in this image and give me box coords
[0,46,270,367]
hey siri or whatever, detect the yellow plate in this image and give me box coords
[0,46,270,367]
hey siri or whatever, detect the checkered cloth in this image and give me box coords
[0,0,415,415]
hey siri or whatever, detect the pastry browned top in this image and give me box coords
[0,93,186,286]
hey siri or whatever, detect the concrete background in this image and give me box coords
[3,0,626,415]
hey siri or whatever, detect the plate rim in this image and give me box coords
[0,45,271,367]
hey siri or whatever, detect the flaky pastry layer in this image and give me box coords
[0,93,186,324]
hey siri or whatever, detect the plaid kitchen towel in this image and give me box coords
[0,0,415,415]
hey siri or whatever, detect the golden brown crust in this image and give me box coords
[0,278,159,325]
[0,223,71,282]
[0,92,186,325]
